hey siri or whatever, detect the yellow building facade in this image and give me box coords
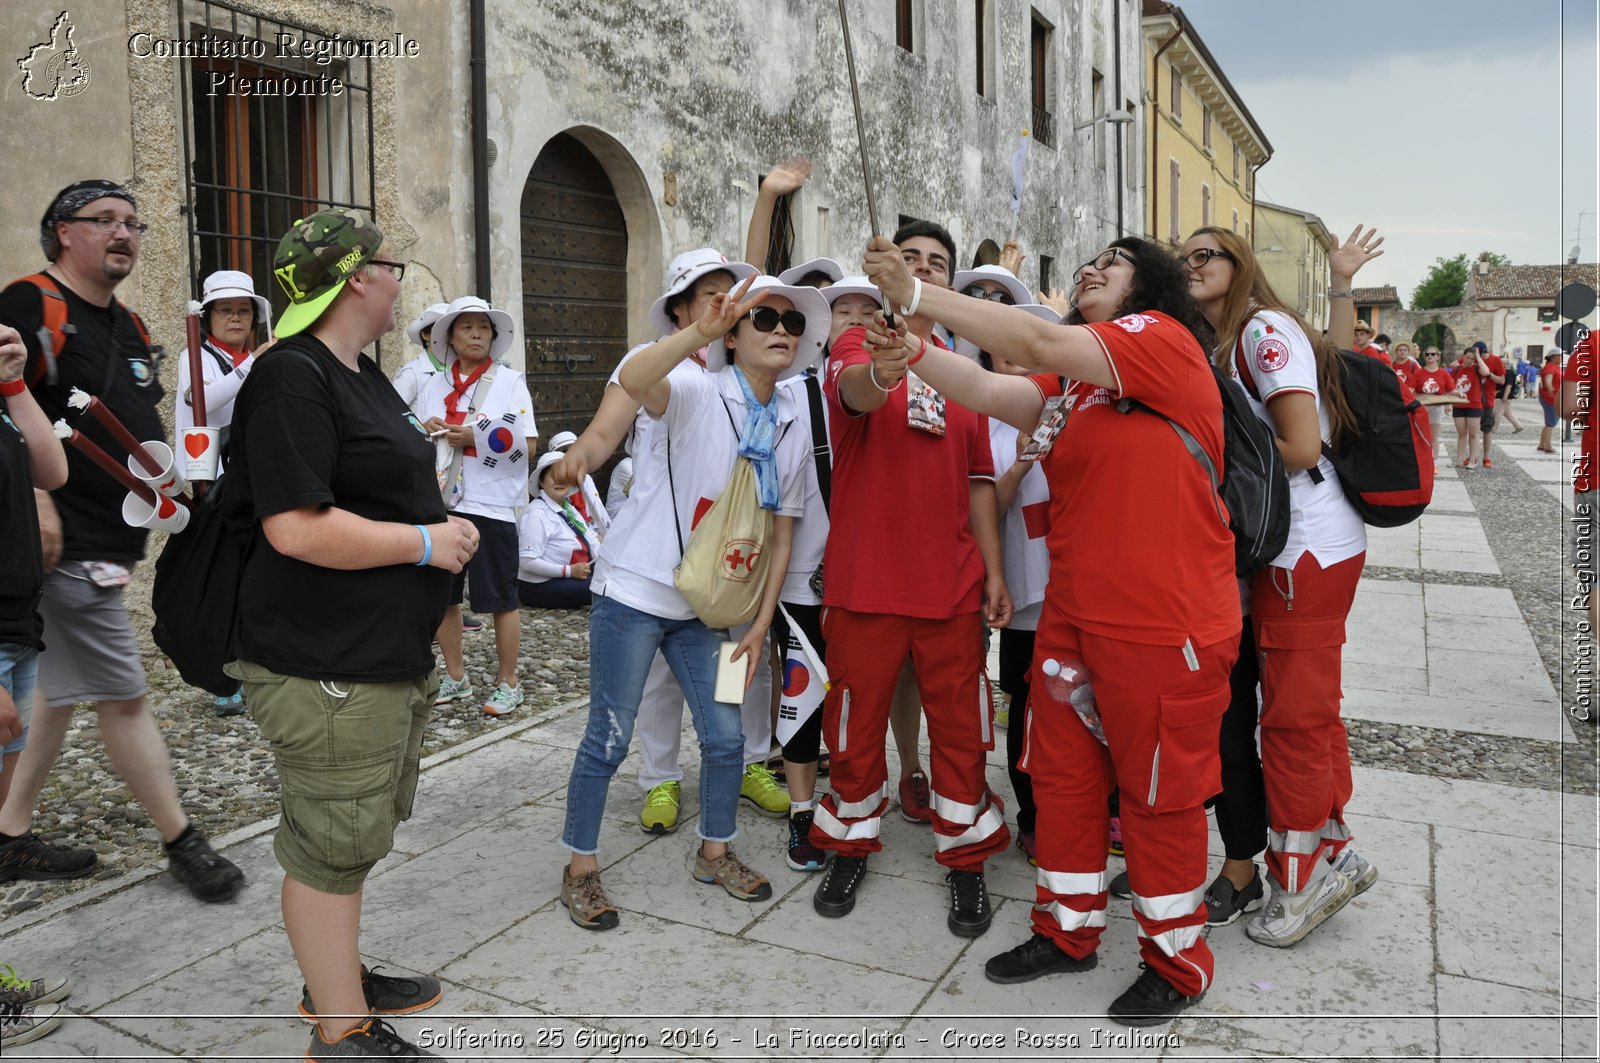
[1254,202,1333,332]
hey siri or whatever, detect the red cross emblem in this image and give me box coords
[720,539,762,581]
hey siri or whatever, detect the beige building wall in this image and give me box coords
[1254,202,1331,332]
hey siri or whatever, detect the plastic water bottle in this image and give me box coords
[1040,655,1107,746]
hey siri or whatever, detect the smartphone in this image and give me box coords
[714,641,745,704]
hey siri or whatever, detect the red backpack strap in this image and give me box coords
[121,304,152,348]
[20,272,73,387]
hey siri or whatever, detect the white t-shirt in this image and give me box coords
[990,418,1050,631]
[175,339,253,438]
[778,373,829,606]
[1231,310,1366,569]
[593,364,809,621]
[391,351,444,419]
[418,363,539,523]
[518,493,595,582]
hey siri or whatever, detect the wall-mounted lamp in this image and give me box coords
[1074,108,1134,131]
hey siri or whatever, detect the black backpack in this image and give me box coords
[1312,350,1434,527]
[150,473,251,697]
[1118,363,1291,578]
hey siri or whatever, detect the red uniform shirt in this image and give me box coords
[1573,338,1595,493]
[1408,367,1455,396]
[1450,361,1485,409]
[822,328,994,618]
[1479,354,1506,406]
[1539,362,1563,403]
[1029,311,1239,648]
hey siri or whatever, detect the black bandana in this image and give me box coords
[40,179,138,257]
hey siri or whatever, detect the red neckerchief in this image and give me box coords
[445,359,490,456]
[210,337,251,368]
[570,491,589,520]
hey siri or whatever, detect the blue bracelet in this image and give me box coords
[414,524,432,566]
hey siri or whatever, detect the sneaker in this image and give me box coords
[1107,815,1124,857]
[1109,870,1132,899]
[995,700,1010,728]
[639,781,681,834]
[1016,831,1037,866]
[213,690,246,717]
[1203,869,1266,926]
[739,763,789,817]
[434,672,473,706]
[166,829,245,902]
[307,1014,443,1060]
[1482,458,1494,469]
[813,854,867,918]
[1246,863,1355,948]
[0,1001,64,1049]
[984,933,1099,984]
[691,846,772,901]
[299,965,442,1020]
[560,866,619,930]
[0,965,71,1009]
[461,613,485,634]
[1461,459,1473,468]
[1329,846,1379,896]
[945,868,994,937]
[0,831,96,882]
[898,771,932,824]
[786,811,826,872]
[1107,962,1204,1027]
[481,681,524,717]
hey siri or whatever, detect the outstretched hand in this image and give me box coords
[862,235,916,312]
[760,158,813,199]
[1329,225,1384,281]
[693,274,769,344]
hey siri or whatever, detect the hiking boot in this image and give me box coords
[0,965,71,1009]
[1107,815,1124,857]
[639,780,681,834]
[945,868,994,937]
[786,810,826,871]
[1246,862,1355,948]
[481,681,524,717]
[166,829,245,902]
[984,933,1099,984]
[0,1001,63,1049]
[299,965,442,1020]
[739,763,789,817]
[307,1014,443,1060]
[461,613,485,634]
[1204,869,1266,926]
[692,846,772,901]
[1016,830,1037,866]
[813,854,867,918]
[898,771,932,824]
[1107,962,1204,1027]
[434,672,473,706]
[560,866,619,931]
[0,831,96,882]
[213,690,247,717]
[1329,846,1379,896]
[1109,870,1132,899]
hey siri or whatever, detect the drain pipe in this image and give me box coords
[1149,22,1182,241]
[1113,0,1124,236]
[470,0,491,301]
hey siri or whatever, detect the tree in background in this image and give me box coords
[1411,251,1513,310]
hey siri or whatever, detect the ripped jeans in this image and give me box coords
[561,593,743,854]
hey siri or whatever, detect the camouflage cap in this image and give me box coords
[271,207,384,337]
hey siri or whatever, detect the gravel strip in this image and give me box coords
[1362,565,1509,589]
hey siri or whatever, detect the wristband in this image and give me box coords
[906,336,927,367]
[413,524,432,566]
[899,277,923,318]
[0,379,25,397]
[868,363,896,392]
[1327,288,1352,299]
[563,565,570,578]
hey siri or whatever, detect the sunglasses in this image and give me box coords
[961,285,1016,304]
[1182,247,1234,270]
[1072,248,1137,287]
[747,306,806,336]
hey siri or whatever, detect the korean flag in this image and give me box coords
[776,604,829,744]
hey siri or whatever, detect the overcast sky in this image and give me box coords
[1180,0,1598,303]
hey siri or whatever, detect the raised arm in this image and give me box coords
[619,275,764,416]
[861,315,1046,432]
[744,159,812,269]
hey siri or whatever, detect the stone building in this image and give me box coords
[1352,286,1402,337]
[2,0,1145,445]
[1253,201,1330,332]
[1468,260,1599,361]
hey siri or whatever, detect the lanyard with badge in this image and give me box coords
[905,370,947,436]
[1018,383,1078,462]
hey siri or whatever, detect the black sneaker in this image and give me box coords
[1204,869,1265,926]
[299,965,443,1020]
[461,613,485,634]
[984,933,1099,983]
[165,829,244,902]
[945,869,993,937]
[0,831,96,881]
[1107,962,1204,1027]
[1109,870,1132,899]
[813,854,867,918]
[307,1014,443,1060]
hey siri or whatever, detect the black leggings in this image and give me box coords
[772,602,825,765]
[516,577,592,610]
[1213,622,1266,861]
[999,629,1038,835]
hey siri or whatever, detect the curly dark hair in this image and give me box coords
[1065,236,1215,352]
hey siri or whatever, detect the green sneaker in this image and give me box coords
[640,780,681,834]
[740,763,790,818]
[434,672,473,706]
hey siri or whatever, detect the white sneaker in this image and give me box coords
[482,681,524,717]
[434,672,474,706]
[1246,862,1355,948]
[1329,846,1378,896]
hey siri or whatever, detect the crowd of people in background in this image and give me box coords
[0,166,1590,1058]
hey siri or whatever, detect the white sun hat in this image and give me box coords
[821,275,885,308]
[778,257,846,287]
[548,430,579,451]
[647,249,758,336]
[705,276,831,382]
[955,302,1063,362]
[951,264,1032,307]
[199,270,274,340]
[429,295,516,362]
[406,301,450,348]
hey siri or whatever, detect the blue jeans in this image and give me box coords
[562,593,743,853]
[1,643,39,764]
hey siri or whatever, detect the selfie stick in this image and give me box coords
[836,0,895,330]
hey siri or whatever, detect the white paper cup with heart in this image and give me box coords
[122,489,191,533]
[179,426,220,481]
[126,440,187,498]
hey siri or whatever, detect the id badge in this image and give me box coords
[84,561,132,588]
[905,371,947,436]
[1019,394,1073,462]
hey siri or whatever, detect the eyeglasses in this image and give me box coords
[370,259,406,280]
[747,306,807,336]
[1424,350,1440,356]
[961,285,1016,305]
[209,306,254,319]
[1072,248,1137,287]
[1181,247,1234,270]
[62,216,148,236]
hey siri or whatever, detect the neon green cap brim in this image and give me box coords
[273,280,346,338]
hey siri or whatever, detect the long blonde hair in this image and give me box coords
[1191,226,1355,446]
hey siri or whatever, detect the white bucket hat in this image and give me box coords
[406,301,450,348]
[951,264,1031,308]
[705,277,830,382]
[548,430,579,451]
[955,302,1063,361]
[198,270,273,340]
[648,249,757,336]
[429,295,516,362]
[533,449,565,485]
[822,275,885,308]
[778,257,845,287]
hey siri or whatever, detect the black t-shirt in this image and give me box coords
[0,275,165,563]
[224,334,450,682]
[0,396,45,650]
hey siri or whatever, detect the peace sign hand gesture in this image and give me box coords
[693,274,769,344]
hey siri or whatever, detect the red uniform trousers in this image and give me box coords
[1250,551,1365,893]
[810,608,1009,871]
[1025,604,1235,998]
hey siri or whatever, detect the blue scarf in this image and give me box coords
[733,366,781,510]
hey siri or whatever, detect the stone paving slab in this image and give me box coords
[1437,975,1599,1063]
